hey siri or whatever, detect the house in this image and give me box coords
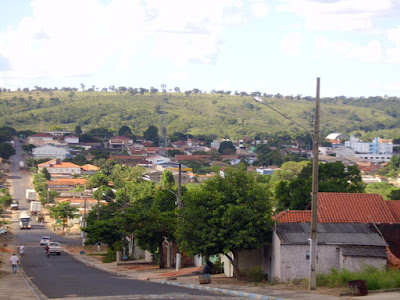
[38,159,81,176]
[146,155,170,164]
[109,136,133,150]
[28,133,54,146]
[80,164,100,175]
[32,145,69,160]
[64,135,79,144]
[268,223,387,282]
[223,193,400,281]
[46,178,87,192]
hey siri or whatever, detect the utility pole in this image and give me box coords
[97,197,100,253]
[309,77,320,290]
[176,163,182,270]
[82,196,87,246]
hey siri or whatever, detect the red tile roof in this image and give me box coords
[276,211,311,223]
[318,193,396,223]
[81,164,99,171]
[277,193,400,224]
[386,201,400,222]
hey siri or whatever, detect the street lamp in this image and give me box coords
[253,78,320,290]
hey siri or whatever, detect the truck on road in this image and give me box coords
[19,161,25,169]
[26,189,36,202]
[30,201,41,215]
[19,211,31,229]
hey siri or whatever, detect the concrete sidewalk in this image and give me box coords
[62,245,400,300]
[0,237,40,299]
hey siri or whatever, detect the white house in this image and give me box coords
[38,159,81,175]
[64,136,79,144]
[32,145,68,160]
[222,223,387,282]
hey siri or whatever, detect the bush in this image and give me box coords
[245,266,265,283]
[211,257,224,274]
[317,267,400,290]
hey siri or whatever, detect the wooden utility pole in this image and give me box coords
[309,77,320,290]
[176,163,182,270]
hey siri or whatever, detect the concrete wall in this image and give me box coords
[340,252,387,272]
[277,245,340,282]
[270,231,281,282]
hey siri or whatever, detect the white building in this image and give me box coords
[32,145,68,160]
[64,136,79,144]
[345,136,393,154]
[28,133,54,146]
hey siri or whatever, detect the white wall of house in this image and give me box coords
[355,153,392,163]
[47,167,81,175]
[339,251,386,272]
[65,136,79,144]
[277,245,340,282]
[32,145,68,160]
[333,147,355,157]
[271,231,281,281]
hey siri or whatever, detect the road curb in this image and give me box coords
[63,248,285,300]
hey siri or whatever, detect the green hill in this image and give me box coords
[1,90,400,140]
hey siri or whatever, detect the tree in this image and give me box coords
[177,167,274,278]
[118,126,132,137]
[128,186,177,268]
[0,143,16,159]
[84,219,123,248]
[75,125,82,136]
[80,83,85,91]
[41,168,51,180]
[161,170,175,189]
[89,172,109,188]
[275,162,365,211]
[92,185,115,201]
[174,87,181,93]
[143,125,159,145]
[218,141,236,155]
[50,201,79,225]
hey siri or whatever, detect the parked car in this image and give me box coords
[48,242,62,255]
[0,228,7,235]
[40,236,51,245]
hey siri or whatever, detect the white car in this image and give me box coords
[40,236,51,245]
[48,242,62,255]
[0,228,7,235]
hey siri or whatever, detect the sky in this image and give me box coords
[0,0,400,97]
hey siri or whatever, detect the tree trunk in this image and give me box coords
[225,250,240,278]
[159,239,165,269]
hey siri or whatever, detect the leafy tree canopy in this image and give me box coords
[218,141,236,155]
[49,201,79,220]
[177,167,274,277]
[0,143,16,159]
[275,162,365,211]
[143,125,159,145]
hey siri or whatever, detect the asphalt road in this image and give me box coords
[9,141,232,299]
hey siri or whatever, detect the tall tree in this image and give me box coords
[177,167,274,278]
[218,141,236,155]
[275,162,365,211]
[143,125,159,145]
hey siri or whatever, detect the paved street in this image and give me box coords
[8,141,236,299]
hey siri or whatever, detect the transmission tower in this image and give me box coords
[159,84,169,156]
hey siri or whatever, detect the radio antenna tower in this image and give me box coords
[159,84,169,156]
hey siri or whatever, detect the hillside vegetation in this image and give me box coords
[1,90,400,140]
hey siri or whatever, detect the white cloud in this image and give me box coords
[277,0,393,31]
[386,25,400,62]
[0,0,263,83]
[280,32,302,56]
[316,36,382,62]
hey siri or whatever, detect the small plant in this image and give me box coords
[211,257,224,274]
[245,266,265,283]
